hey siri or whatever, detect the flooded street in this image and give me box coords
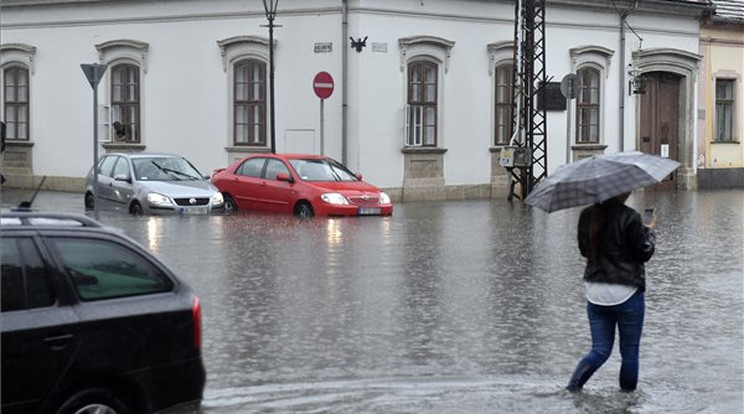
[2,188,742,413]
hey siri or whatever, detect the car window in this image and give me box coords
[112,156,130,179]
[49,237,173,301]
[265,159,290,180]
[133,157,202,181]
[98,156,118,178]
[237,157,266,178]
[290,159,358,182]
[1,237,55,312]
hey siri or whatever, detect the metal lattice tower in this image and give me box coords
[507,0,548,200]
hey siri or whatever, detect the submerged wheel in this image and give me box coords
[223,194,237,213]
[84,192,94,210]
[56,388,131,414]
[294,202,314,218]
[129,202,143,216]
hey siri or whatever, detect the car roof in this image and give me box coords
[0,211,124,235]
[105,152,183,159]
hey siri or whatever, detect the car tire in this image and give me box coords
[294,202,314,218]
[84,192,94,210]
[223,195,237,213]
[129,202,143,216]
[55,388,131,414]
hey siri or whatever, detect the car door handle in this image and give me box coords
[261,181,268,186]
[44,333,75,350]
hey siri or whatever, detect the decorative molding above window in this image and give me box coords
[217,35,274,72]
[487,41,514,76]
[569,45,614,76]
[95,39,149,72]
[0,43,37,73]
[398,35,455,73]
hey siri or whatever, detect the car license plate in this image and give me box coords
[180,207,208,215]
[357,207,381,216]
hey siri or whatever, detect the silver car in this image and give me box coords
[85,152,224,215]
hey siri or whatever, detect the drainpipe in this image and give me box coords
[341,0,348,165]
[619,0,639,152]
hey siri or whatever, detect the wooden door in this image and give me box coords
[639,72,680,190]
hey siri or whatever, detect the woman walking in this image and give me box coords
[566,192,656,392]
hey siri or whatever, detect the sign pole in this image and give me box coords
[313,71,334,156]
[81,63,108,221]
[320,98,325,155]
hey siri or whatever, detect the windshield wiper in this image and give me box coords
[150,161,199,181]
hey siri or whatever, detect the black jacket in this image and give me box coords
[578,200,656,290]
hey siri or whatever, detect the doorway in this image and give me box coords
[639,71,680,190]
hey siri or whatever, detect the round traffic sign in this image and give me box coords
[313,71,334,100]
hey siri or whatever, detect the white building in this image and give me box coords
[1,0,711,200]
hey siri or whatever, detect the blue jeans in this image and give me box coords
[567,289,645,391]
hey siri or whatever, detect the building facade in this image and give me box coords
[697,0,744,188]
[1,0,712,200]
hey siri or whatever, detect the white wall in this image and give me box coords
[1,0,704,189]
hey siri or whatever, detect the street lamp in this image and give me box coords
[262,0,279,153]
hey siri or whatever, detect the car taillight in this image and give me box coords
[192,296,202,349]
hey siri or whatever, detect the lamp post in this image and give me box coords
[81,63,108,220]
[262,0,279,153]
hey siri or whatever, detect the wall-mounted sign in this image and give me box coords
[372,42,388,53]
[314,42,333,53]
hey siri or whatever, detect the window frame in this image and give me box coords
[406,60,439,147]
[575,67,601,144]
[714,78,735,142]
[494,63,515,146]
[233,59,267,147]
[110,63,141,143]
[2,66,30,141]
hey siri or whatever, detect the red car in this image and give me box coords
[211,154,393,217]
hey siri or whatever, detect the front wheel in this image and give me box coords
[129,202,143,216]
[55,388,131,414]
[223,194,237,213]
[294,202,314,218]
[84,192,94,210]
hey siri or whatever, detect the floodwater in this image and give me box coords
[2,188,742,413]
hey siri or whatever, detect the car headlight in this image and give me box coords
[379,192,391,205]
[321,193,349,205]
[147,192,173,207]
[211,192,224,206]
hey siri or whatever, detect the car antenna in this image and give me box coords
[17,176,47,209]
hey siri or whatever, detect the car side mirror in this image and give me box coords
[114,173,132,183]
[276,172,294,183]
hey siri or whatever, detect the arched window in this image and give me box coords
[110,63,140,142]
[494,64,514,145]
[3,66,29,140]
[234,59,267,146]
[576,67,600,144]
[406,61,438,146]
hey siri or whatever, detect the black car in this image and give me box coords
[1,211,206,414]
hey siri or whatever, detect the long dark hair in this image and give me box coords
[587,192,631,259]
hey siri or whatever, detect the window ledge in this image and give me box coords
[5,140,34,148]
[102,142,146,151]
[401,147,447,155]
[711,141,740,144]
[571,143,607,151]
[225,146,272,154]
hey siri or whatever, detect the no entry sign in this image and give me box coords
[313,71,334,100]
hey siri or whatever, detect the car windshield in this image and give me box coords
[289,158,359,182]
[132,157,203,181]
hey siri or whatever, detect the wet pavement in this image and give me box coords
[1,188,742,413]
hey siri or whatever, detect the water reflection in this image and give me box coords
[1,189,741,413]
